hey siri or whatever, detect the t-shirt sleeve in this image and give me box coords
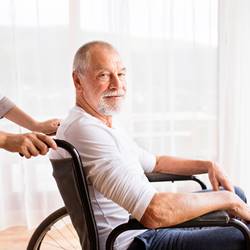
[136,145,156,173]
[64,121,157,221]
[0,96,15,118]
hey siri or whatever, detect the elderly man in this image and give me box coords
[51,41,250,250]
[0,94,58,157]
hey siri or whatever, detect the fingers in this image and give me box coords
[18,132,57,158]
[212,177,234,192]
[20,146,31,159]
[227,194,250,222]
[215,167,234,192]
[208,169,220,191]
[26,142,41,157]
[208,162,234,192]
[220,178,234,192]
[211,176,220,191]
[36,133,57,150]
[51,119,61,127]
[37,118,61,135]
[47,119,61,133]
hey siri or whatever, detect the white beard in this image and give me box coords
[98,90,125,115]
[98,97,124,115]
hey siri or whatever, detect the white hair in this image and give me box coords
[72,41,115,74]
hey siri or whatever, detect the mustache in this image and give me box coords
[102,90,125,97]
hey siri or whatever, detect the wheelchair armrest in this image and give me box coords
[174,210,230,227]
[146,172,195,182]
[126,210,230,230]
[145,172,207,190]
[106,210,232,249]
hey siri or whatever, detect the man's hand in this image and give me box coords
[226,191,250,222]
[2,132,57,158]
[34,119,61,135]
[208,162,234,192]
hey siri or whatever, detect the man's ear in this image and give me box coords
[72,71,83,91]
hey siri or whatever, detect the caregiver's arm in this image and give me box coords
[4,105,60,135]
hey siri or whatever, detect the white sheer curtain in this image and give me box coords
[219,0,250,199]
[0,0,218,229]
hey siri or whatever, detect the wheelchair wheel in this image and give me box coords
[27,206,81,250]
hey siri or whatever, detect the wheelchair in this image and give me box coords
[27,139,250,250]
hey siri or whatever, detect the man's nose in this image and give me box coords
[110,75,122,89]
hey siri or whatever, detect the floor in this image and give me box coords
[0,223,81,250]
[0,226,33,250]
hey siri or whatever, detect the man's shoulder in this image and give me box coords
[58,106,115,143]
[61,106,103,130]
[51,107,117,159]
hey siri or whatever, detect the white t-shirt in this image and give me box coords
[50,106,157,250]
[0,94,15,118]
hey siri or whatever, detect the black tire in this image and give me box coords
[27,206,81,250]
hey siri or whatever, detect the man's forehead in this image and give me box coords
[89,48,125,70]
[92,63,126,71]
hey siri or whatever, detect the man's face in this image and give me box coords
[78,46,127,115]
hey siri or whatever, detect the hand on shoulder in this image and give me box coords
[33,118,61,135]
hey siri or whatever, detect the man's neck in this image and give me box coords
[76,98,112,128]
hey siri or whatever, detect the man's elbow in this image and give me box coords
[140,193,173,229]
[140,208,161,229]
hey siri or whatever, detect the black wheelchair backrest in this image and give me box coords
[50,139,99,250]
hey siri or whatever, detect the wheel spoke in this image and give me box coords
[65,220,79,240]
[48,223,79,249]
[42,222,80,249]
[44,233,69,250]
[27,207,82,250]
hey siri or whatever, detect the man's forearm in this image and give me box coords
[140,190,248,229]
[154,155,212,175]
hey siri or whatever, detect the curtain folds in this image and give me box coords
[218,0,250,199]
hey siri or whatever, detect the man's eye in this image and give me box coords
[118,73,126,79]
[98,73,110,80]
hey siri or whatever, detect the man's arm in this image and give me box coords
[154,155,210,175]
[0,131,57,158]
[140,190,250,228]
[154,155,234,192]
